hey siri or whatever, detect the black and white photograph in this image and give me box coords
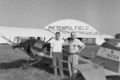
[0,0,120,80]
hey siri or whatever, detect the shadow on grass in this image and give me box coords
[2,59,120,80]
[62,73,85,80]
[0,59,74,78]
[0,59,28,69]
[0,59,120,80]
[0,59,55,75]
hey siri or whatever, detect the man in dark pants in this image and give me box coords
[50,32,65,79]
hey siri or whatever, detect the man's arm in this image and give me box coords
[50,47,53,58]
[50,40,53,58]
[76,40,85,54]
[62,39,68,46]
[62,39,69,56]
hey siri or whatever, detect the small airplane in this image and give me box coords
[0,26,119,80]
[93,40,120,79]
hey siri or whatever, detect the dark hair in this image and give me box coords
[71,31,76,35]
[55,32,60,35]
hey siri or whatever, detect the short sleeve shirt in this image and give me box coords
[50,38,64,52]
[68,38,85,53]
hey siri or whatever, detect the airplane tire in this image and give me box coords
[21,63,28,70]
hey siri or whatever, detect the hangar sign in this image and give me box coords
[48,26,89,31]
[45,19,99,33]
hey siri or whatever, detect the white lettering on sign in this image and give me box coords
[97,47,120,61]
[75,26,89,30]
[48,26,89,31]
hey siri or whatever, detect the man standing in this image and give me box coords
[50,32,64,79]
[68,31,92,77]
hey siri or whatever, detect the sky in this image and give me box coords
[0,0,120,36]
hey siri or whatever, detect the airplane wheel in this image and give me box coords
[21,63,28,70]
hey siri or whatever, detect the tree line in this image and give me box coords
[115,33,120,39]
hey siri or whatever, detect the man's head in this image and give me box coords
[71,31,76,40]
[55,32,60,40]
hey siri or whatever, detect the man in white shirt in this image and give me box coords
[50,32,64,79]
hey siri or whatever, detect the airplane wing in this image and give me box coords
[0,26,55,38]
[76,32,114,38]
[46,29,70,38]
[65,31,114,38]
[46,29,111,39]
[75,63,106,80]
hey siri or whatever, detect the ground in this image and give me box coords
[0,44,119,80]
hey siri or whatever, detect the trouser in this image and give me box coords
[68,53,92,76]
[68,53,79,75]
[52,52,64,78]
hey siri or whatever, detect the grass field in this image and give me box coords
[0,44,118,80]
